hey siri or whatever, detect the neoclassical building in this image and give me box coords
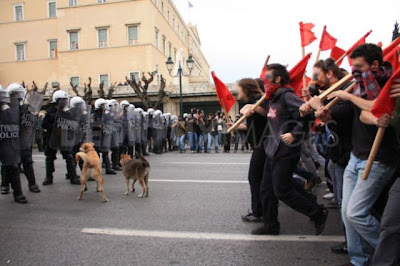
[0,0,241,115]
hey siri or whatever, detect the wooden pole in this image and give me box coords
[263,55,271,70]
[325,82,355,110]
[315,48,321,63]
[227,96,265,133]
[318,73,353,100]
[362,127,386,180]
[335,52,347,65]
[302,47,307,90]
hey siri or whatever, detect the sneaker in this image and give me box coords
[314,208,329,235]
[331,242,348,255]
[29,185,41,193]
[251,226,279,235]
[323,192,335,200]
[1,186,10,195]
[241,213,263,223]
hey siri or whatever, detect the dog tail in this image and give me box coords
[138,154,150,169]
[75,152,93,167]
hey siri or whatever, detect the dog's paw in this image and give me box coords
[124,192,129,196]
[103,198,109,202]
[138,194,144,198]
[77,197,83,200]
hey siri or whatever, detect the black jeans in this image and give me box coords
[372,177,400,266]
[260,155,322,232]
[248,146,266,217]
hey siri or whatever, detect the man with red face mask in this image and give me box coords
[324,44,399,266]
[251,64,328,236]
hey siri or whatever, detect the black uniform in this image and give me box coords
[42,102,81,185]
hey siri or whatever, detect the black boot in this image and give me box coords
[65,154,81,185]
[1,166,10,194]
[111,150,121,171]
[134,143,142,157]
[5,165,28,204]
[43,157,55,186]
[23,162,41,193]
[103,153,116,175]
[142,142,149,156]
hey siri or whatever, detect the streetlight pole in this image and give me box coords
[166,55,194,117]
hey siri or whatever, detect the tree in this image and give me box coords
[393,21,400,41]
[71,77,93,104]
[126,72,167,110]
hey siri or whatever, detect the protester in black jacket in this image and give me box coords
[252,64,328,236]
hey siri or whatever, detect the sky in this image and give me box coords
[173,0,400,83]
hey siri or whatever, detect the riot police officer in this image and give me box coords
[120,101,133,157]
[42,90,81,185]
[91,98,116,175]
[0,85,28,203]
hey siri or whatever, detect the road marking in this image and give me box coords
[150,179,248,184]
[82,228,344,243]
[163,162,248,165]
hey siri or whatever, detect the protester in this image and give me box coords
[249,64,328,236]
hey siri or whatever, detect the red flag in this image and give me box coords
[382,37,400,58]
[330,46,346,65]
[289,53,312,96]
[346,30,372,65]
[260,67,267,80]
[299,22,317,47]
[371,67,400,118]
[384,46,400,71]
[319,26,337,51]
[211,71,236,113]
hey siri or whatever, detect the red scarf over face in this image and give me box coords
[264,79,281,100]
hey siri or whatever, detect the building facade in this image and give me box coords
[0,0,240,116]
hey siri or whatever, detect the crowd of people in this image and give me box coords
[1,43,400,265]
[235,44,400,266]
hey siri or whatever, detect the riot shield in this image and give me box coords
[19,90,44,150]
[134,110,142,144]
[110,104,123,148]
[0,97,21,165]
[99,109,113,152]
[79,104,92,144]
[49,98,81,152]
[127,106,136,146]
[142,113,149,142]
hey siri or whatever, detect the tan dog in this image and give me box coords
[75,142,108,202]
[120,154,150,198]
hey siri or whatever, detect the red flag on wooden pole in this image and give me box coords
[362,68,400,180]
[299,22,317,47]
[384,46,400,71]
[319,26,337,51]
[330,46,346,65]
[289,53,312,97]
[260,55,271,80]
[335,30,372,65]
[382,36,400,58]
[211,71,236,113]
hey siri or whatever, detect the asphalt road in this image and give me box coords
[0,150,348,266]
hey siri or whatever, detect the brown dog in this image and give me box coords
[75,142,108,202]
[120,154,150,198]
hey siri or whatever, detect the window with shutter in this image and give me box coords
[129,72,140,83]
[49,41,57,58]
[99,74,109,86]
[48,2,56,17]
[16,44,25,61]
[98,29,108,48]
[69,31,79,50]
[128,26,138,45]
[70,77,80,87]
[14,5,23,21]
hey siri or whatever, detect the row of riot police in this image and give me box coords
[0,84,180,204]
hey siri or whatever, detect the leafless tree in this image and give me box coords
[126,72,167,110]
